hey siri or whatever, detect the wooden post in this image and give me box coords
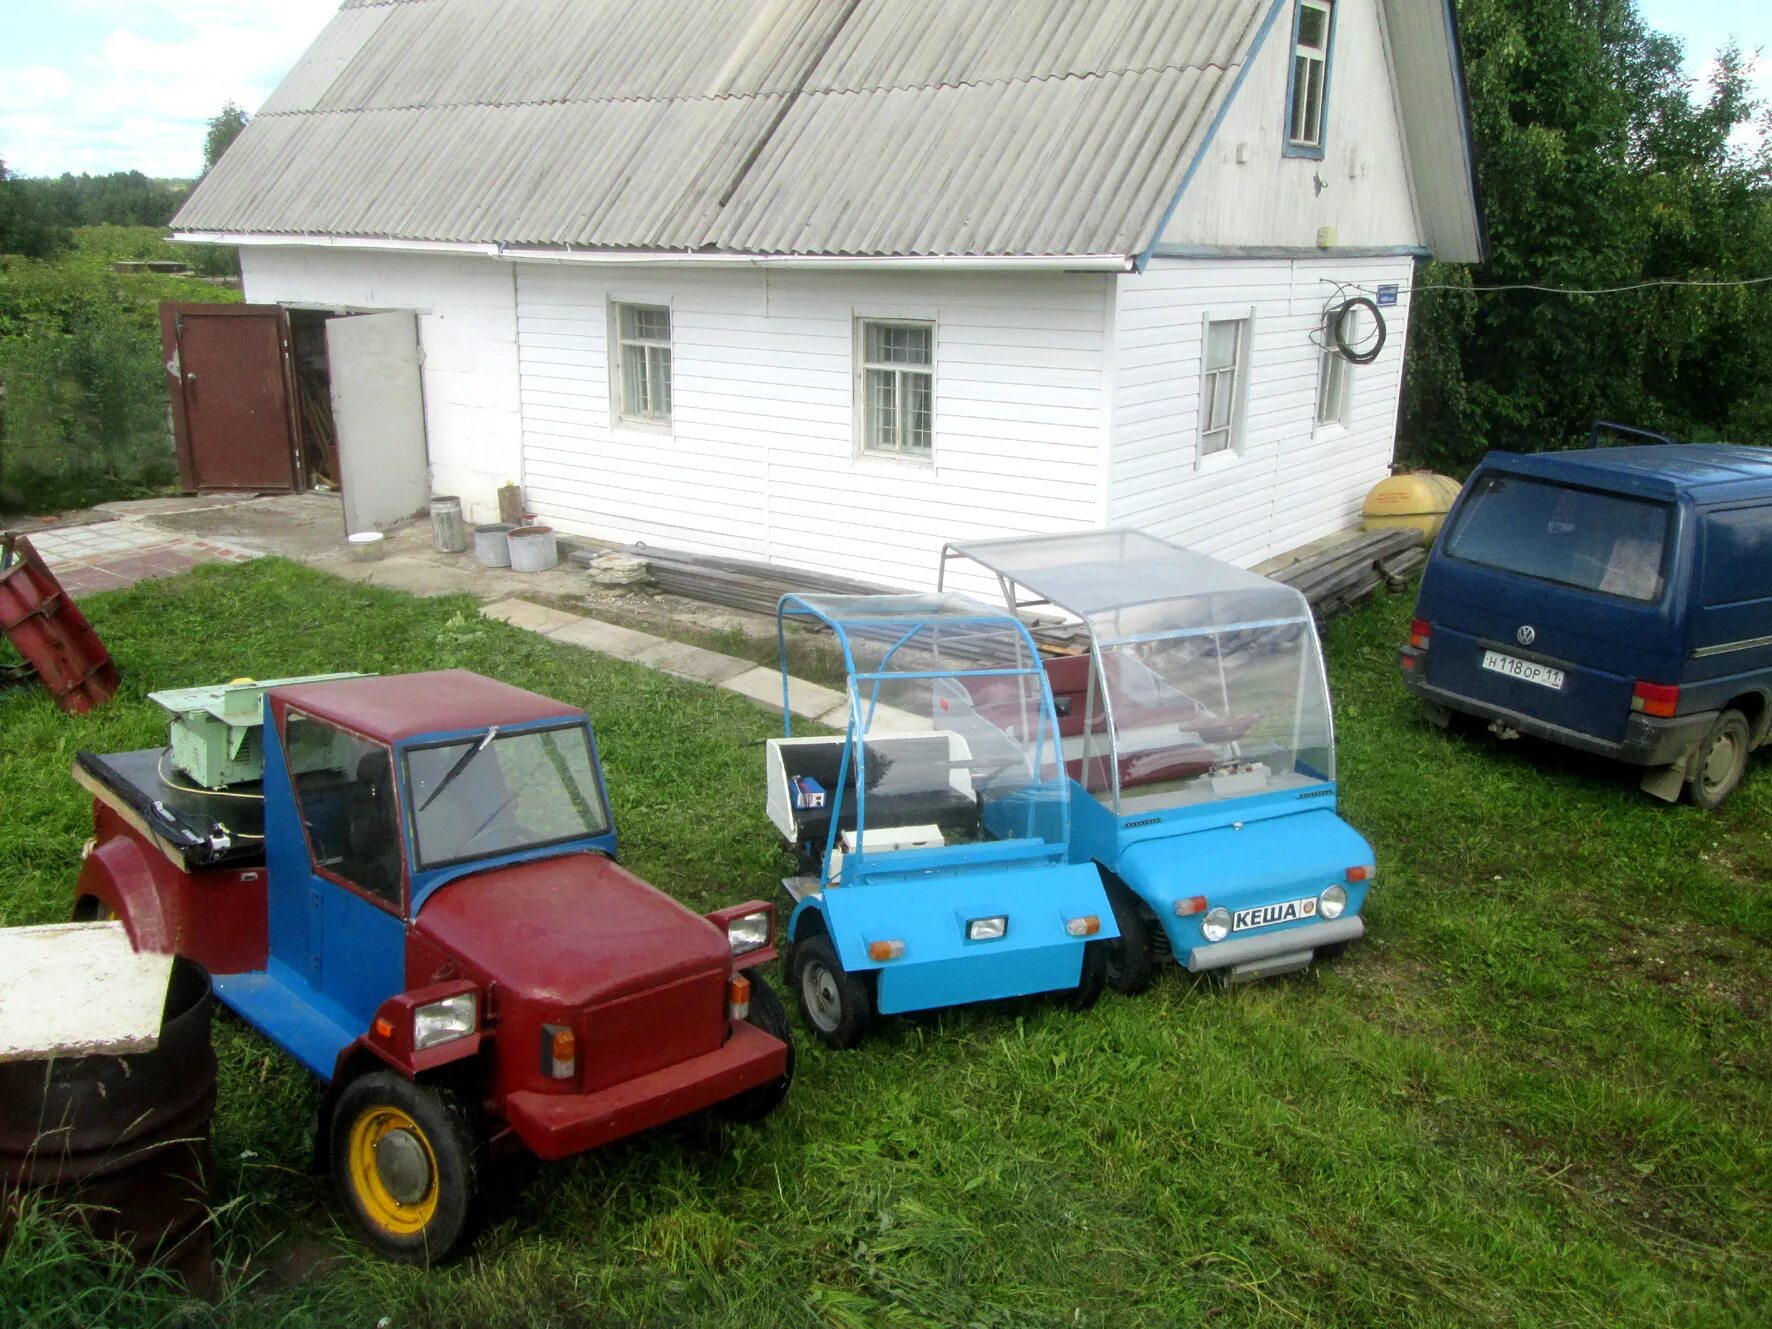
[497,483,525,527]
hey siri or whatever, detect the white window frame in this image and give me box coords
[1285,0,1335,156]
[1197,312,1253,466]
[610,300,673,430]
[1315,317,1353,431]
[854,317,936,462]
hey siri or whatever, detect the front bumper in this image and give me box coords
[1182,916,1364,974]
[503,1021,787,1161]
[1398,648,1713,767]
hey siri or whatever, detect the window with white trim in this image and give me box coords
[1200,317,1248,458]
[1287,0,1334,151]
[858,319,934,458]
[613,302,672,425]
[1316,309,1354,428]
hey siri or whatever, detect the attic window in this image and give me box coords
[614,303,672,426]
[1286,0,1334,154]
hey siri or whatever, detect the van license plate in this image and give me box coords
[1481,651,1565,690]
[1233,897,1318,932]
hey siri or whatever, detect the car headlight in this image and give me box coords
[1201,907,1232,943]
[967,915,1007,941]
[413,992,477,1049]
[1319,884,1348,920]
[726,910,771,955]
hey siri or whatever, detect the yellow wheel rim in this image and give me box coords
[346,1105,440,1235]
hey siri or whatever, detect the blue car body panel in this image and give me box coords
[789,859,1116,1015]
[1068,779,1371,962]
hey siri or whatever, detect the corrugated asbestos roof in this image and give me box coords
[175,0,1276,257]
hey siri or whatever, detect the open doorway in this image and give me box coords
[289,310,341,491]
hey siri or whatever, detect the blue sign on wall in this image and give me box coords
[1376,284,1399,307]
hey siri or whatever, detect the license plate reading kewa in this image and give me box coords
[1481,650,1565,690]
[1233,897,1318,932]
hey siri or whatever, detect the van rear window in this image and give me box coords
[1446,474,1671,602]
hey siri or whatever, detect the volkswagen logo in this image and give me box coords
[1516,625,1537,647]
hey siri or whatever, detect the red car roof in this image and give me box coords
[270,669,583,743]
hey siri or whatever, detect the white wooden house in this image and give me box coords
[174,0,1482,589]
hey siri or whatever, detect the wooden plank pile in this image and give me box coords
[1262,527,1426,620]
[571,527,1427,637]
[569,544,896,617]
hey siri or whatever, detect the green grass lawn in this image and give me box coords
[1,560,1766,1328]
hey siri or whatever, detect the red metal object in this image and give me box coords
[0,533,120,713]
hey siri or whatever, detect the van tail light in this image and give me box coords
[1409,619,1431,650]
[1346,866,1374,884]
[1631,681,1679,719]
[726,974,751,1022]
[541,1024,576,1081]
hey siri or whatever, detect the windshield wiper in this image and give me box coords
[418,724,498,813]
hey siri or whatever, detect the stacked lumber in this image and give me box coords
[1265,527,1425,620]
[568,544,896,617]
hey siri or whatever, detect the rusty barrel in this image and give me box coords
[0,956,217,1290]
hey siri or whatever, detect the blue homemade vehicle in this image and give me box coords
[940,531,1375,991]
[768,594,1118,1047]
[1398,429,1772,807]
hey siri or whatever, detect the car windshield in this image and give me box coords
[941,531,1336,813]
[405,723,609,870]
[785,596,1070,882]
[1447,473,1671,602]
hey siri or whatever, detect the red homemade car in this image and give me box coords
[72,670,792,1262]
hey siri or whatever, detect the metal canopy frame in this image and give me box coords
[774,591,1067,889]
[938,529,1322,812]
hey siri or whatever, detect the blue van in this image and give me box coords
[1398,433,1772,807]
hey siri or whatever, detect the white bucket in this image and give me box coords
[346,531,385,562]
[506,525,558,573]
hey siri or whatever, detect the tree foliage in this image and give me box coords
[0,160,71,259]
[204,101,251,175]
[1400,0,1772,471]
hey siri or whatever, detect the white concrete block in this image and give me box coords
[0,922,173,1062]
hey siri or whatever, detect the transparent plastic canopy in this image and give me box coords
[777,593,1070,878]
[940,530,1335,813]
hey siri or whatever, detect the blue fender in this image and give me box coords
[796,863,1117,1015]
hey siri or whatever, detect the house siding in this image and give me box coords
[514,265,1112,591]
[1107,254,1413,565]
[239,247,522,522]
[1161,0,1423,251]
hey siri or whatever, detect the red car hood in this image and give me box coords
[414,853,731,1007]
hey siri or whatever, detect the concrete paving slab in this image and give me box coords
[630,639,755,685]
[722,666,845,721]
[0,922,173,1062]
[481,598,589,635]
[353,558,483,598]
[552,616,669,661]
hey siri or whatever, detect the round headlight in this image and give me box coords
[1201,907,1232,943]
[1319,884,1348,920]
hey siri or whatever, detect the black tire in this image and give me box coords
[1102,882,1155,995]
[716,974,795,1123]
[330,1071,482,1264]
[1058,940,1107,1011]
[789,933,872,1049]
[1689,709,1751,810]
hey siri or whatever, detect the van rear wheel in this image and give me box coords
[1689,709,1750,810]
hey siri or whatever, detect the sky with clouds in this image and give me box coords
[0,0,1766,180]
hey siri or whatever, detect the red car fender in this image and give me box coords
[705,900,779,971]
[75,834,173,953]
[350,980,487,1079]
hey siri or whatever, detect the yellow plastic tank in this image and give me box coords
[1361,471,1463,545]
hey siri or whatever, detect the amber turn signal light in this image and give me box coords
[727,974,752,1021]
[867,939,906,962]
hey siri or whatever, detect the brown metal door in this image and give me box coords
[160,304,303,493]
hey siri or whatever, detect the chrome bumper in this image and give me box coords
[1183,916,1365,973]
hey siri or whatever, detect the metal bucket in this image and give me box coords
[474,523,515,569]
[0,957,217,1291]
[506,525,558,573]
[430,496,468,553]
